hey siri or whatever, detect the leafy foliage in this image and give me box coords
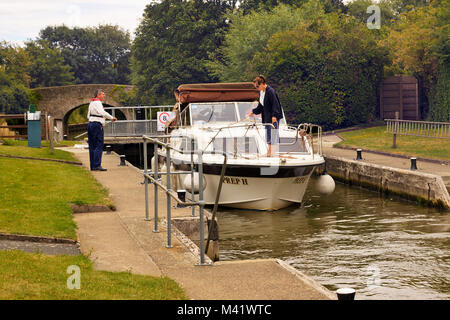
[428,62,449,122]
[0,42,31,114]
[207,2,326,81]
[39,25,131,84]
[25,40,74,88]
[383,0,449,119]
[253,13,389,129]
[131,0,232,105]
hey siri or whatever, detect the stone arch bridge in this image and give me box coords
[34,84,134,138]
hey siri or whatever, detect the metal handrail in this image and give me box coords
[142,134,227,266]
[385,118,450,139]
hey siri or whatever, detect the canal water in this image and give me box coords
[216,178,450,300]
[122,144,449,299]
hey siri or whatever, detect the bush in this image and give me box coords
[428,62,450,122]
[253,14,388,129]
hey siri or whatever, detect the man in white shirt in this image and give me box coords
[87,89,117,171]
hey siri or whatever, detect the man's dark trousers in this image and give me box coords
[87,121,104,170]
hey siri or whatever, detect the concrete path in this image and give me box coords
[68,146,335,300]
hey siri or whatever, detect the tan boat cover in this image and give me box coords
[175,82,259,104]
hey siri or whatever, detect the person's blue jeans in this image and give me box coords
[265,121,279,145]
[87,122,104,170]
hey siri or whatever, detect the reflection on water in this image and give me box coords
[216,178,450,300]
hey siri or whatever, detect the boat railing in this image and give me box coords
[296,123,323,159]
[195,122,322,159]
[142,134,227,266]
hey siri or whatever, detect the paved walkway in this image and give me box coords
[321,135,450,189]
[68,146,335,300]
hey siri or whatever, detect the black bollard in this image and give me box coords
[356,149,363,160]
[119,155,126,166]
[106,145,112,155]
[63,134,67,140]
[336,288,356,300]
[177,189,186,208]
[410,157,418,170]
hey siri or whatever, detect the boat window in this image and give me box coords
[179,107,191,126]
[279,137,308,153]
[190,103,237,125]
[213,137,259,155]
[236,102,260,122]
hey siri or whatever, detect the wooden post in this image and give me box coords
[49,116,54,155]
[45,112,49,142]
[392,111,398,149]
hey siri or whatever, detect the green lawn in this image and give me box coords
[0,139,80,161]
[0,250,187,300]
[0,142,188,300]
[0,157,112,239]
[335,126,450,162]
[0,142,113,239]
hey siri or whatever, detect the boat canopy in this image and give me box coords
[175,82,259,105]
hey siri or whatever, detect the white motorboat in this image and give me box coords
[158,83,326,211]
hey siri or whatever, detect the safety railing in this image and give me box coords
[142,134,227,265]
[284,123,323,158]
[104,106,173,137]
[385,118,450,139]
[198,122,322,159]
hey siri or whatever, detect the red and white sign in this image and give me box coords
[157,111,175,131]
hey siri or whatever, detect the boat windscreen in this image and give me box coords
[236,102,260,122]
[190,103,237,125]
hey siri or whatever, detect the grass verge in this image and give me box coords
[0,250,187,300]
[0,154,112,240]
[0,142,188,300]
[335,126,450,162]
[0,139,80,161]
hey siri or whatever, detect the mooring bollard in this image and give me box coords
[410,157,418,170]
[106,145,112,154]
[119,155,126,166]
[356,148,363,160]
[336,288,356,300]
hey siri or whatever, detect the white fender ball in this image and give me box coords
[183,172,207,193]
[316,174,335,195]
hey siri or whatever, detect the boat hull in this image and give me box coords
[201,172,314,211]
[171,161,317,211]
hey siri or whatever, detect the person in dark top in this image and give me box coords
[249,75,283,157]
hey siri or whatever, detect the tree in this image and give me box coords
[0,41,31,87]
[239,0,346,14]
[207,1,326,82]
[383,0,448,118]
[39,24,131,84]
[387,0,431,14]
[252,13,389,129]
[131,0,232,105]
[25,40,74,88]
[0,42,31,114]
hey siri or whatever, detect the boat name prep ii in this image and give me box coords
[222,176,249,185]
